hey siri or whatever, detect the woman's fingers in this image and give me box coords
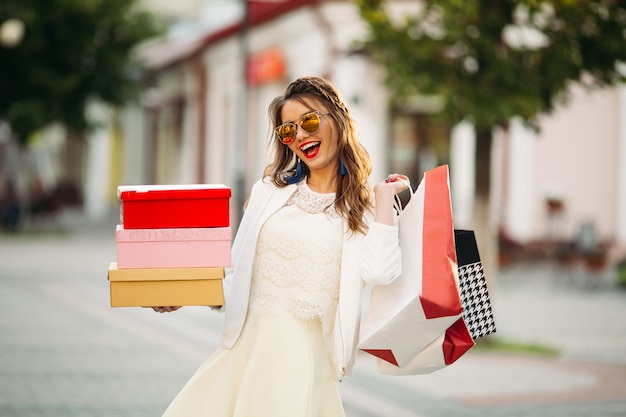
[151,306,182,313]
[382,173,410,192]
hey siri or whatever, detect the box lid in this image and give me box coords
[117,184,231,201]
[107,262,225,282]
[115,225,232,242]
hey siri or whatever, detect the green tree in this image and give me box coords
[358,0,626,273]
[0,0,163,145]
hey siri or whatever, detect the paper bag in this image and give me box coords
[358,165,496,375]
[455,229,496,340]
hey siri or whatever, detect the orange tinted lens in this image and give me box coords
[300,113,320,133]
[276,123,295,144]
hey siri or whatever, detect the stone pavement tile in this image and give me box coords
[438,354,626,406]
[349,349,626,417]
[0,244,203,417]
[494,262,626,366]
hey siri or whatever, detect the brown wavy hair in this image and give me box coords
[264,76,373,234]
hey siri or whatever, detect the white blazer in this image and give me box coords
[219,178,402,378]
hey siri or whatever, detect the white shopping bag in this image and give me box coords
[359,165,493,375]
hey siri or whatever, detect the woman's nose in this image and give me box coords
[294,123,310,141]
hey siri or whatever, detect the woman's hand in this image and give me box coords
[374,174,410,195]
[373,173,410,226]
[151,306,182,313]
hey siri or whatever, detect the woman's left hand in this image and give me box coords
[374,173,410,195]
[373,173,410,225]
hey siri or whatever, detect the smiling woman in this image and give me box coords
[155,76,410,417]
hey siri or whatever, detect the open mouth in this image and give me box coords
[299,141,321,158]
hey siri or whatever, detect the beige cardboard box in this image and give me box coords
[107,262,224,307]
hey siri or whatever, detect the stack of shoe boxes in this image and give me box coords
[107,184,231,308]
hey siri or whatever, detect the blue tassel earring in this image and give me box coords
[285,158,304,184]
[338,159,348,176]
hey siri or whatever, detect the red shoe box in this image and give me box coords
[118,184,231,229]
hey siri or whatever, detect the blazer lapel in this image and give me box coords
[256,183,296,232]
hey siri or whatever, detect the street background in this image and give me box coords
[2,2,626,416]
[1,212,625,417]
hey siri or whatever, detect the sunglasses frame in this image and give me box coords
[274,111,331,144]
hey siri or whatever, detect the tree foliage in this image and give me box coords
[358,0,626,273]
[358,0,626,132]
[0,0,163,145]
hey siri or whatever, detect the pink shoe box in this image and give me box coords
[116,225,231,269]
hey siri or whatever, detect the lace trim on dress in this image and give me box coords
[285,181,339,218]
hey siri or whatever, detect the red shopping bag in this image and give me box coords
[359,165,494,375]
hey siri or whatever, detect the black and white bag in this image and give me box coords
[455,229,497,340]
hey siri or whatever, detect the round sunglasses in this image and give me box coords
[274,111,331,144]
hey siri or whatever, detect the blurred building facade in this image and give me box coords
[494,85,626,249]
[115,0,397,228]
[90,0,625,251]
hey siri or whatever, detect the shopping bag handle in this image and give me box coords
[393,184,414,216]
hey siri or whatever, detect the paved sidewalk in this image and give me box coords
[0,212,625,417]
[346,260,626,417]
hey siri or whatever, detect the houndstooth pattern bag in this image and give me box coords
[455,230,497,340]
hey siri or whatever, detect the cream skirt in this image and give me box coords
[161,306,345,417]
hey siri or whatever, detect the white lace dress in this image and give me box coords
[162,181,346,417]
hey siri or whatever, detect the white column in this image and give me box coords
[450,121,475,230]
[617,85,626,245]
[505,118,537,243]
[85,103,111,219]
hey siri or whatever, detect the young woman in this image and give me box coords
[154,76,409,416]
